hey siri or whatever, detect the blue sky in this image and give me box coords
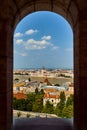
[14,11,73,69]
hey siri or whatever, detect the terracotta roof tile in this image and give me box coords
[44,93,60,99]
[13,93,27,99]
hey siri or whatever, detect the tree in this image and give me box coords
[13,98,27,111]
[35,87,39,94]
[43,100,54,114]
[40,89,44,94]
[55,84,60,86]
[62,105,73,118]
[60,91,66,102]
[14,78,19,82]
[17,111,22,117]
[13,97,18,109]
[26,93,36,111]
[32,94,43,112]
[25,73,28,75]
[56,91,66,117]
[66,94,74,107]
[28,77,31,81]
[26,113,30,118]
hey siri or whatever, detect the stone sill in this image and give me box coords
[13,118,73,130]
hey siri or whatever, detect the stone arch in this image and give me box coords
[13,0,78,30]
[1,0,87,130]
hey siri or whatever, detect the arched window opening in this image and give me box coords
[13,11,74,119]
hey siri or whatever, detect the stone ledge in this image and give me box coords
[13,118,73,130]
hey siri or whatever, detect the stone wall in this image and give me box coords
[0,0,87,130]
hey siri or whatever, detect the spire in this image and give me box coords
[44,78,51,86]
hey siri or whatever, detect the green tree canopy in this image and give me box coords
[62,105,73,118]
[55,84,60,86]
[66,94,74,107]
[14,78,19,81]
[32,94,43,112]
[35,87,39,94]
[60,91,66,102]
[28,77,31,81]
[26,93,36,111]
[56,91,66,117]
[40,89,44,94]
[43,100,54,114]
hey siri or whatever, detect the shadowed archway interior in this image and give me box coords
[0,0,87,130]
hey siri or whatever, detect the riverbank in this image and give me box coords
[13,75,73,85]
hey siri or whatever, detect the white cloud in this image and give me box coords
[25,29,38,35]
[14,50,27,57]
[41,35,51,40]
[16,39,24,44]
[52,46,59,50]
[65,48,73,52]
[25,38,50,50]
[19,52,27,56]
[14,32,23,37]
[15,34,59,51]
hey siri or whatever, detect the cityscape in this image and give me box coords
[13,11,73,119]
[13,68,74,118]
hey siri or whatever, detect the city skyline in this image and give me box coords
[14,11,73,69]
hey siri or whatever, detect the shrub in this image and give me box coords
[26,113,30,118]
[17,111,22,117]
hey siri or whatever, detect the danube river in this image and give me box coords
[13,75,73,86]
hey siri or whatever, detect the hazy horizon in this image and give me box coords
[14,66,73,70]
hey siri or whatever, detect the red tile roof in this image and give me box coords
[13,93,27,99]
[44,88,57,92]
[44,93,60,99]
[69,82,74,87]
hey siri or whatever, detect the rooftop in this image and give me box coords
[13,93,27,99]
